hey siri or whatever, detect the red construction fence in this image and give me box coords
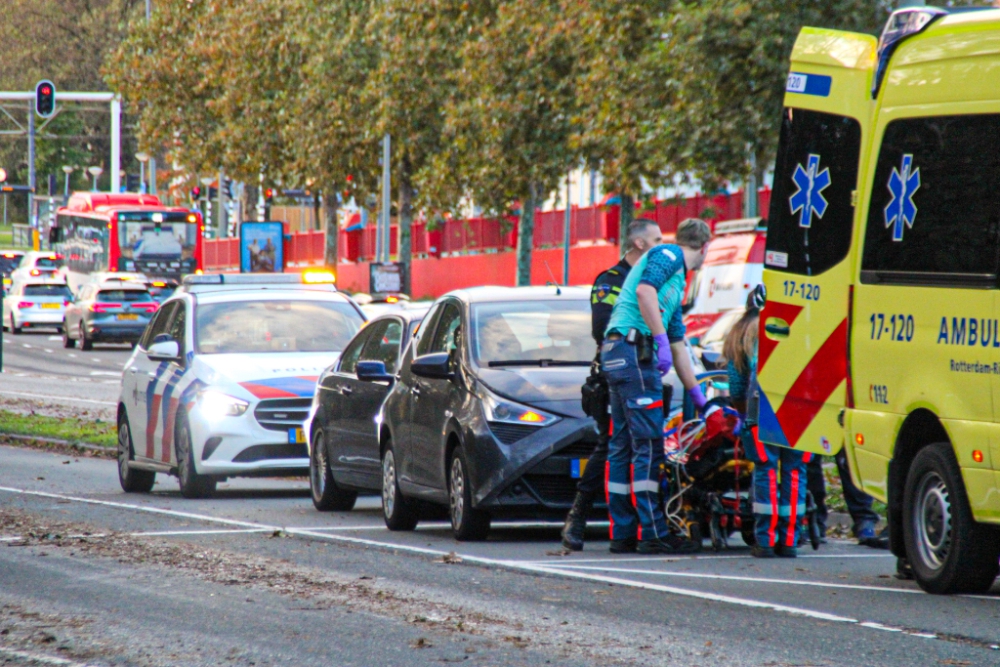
[206,189,772,299]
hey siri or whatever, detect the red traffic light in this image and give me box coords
[191,186,202,198]
[264,188,274,201]
[35,79,56,118]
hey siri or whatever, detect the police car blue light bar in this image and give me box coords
[182,271,336,287]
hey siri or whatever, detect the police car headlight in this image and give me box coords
[480,388,560,427]
[197,390,249,419]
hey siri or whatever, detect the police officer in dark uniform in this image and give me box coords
[561,218,664,551]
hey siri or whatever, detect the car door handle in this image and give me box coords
[411,384,422,397]
[129,367,138,374]
[340,385,353,395]
[764,318,790,339]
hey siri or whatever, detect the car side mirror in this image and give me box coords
[357,360,394,383]
[411,352,454,380]
[147,339,179,362]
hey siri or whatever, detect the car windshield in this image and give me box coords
[97,290,153,302]
[471,299,592,366]
[0,256,22,275]
[23,284,72,298]
[35,257,63,269]
[195,299,364,354]
[147,285,176,301]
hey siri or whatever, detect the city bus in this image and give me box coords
[53,193,203,291]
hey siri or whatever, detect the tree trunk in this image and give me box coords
[516,183,537,287]
[619,192,634,248]
[398,156,414,296]
[324,189,339,270]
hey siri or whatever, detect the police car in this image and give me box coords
[116,272,366,498]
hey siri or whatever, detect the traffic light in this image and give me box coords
[191,185,202,200]
[264,188,274,203]
[35,80,56,118]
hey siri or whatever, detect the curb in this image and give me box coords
[0,432,114,454]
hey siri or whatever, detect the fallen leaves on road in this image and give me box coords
[545,549,571,557]
[437,551,462,564]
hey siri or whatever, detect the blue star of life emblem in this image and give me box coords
[884,154,920,242]
[788,154,831,229]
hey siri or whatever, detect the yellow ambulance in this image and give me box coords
[759,6,1000,594]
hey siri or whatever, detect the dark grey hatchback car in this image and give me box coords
[374,286,599,541]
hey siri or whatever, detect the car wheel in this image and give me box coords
[382,442,418,531]
[79,323,92,350]
[903,442,1000,594]
[62,323,75,348]
[175,412,216,499]
[309,429,357,511]
[118,412,155,493]
[10,314,20,335]
[448,448,490,542]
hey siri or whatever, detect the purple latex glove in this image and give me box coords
[653,333,672,376]
[688,385,708,412]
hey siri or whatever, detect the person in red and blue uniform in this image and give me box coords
[725,286,809,558]
[601,218,712,555]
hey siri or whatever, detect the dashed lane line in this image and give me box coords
[0,483,986,644]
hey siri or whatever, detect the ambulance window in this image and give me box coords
[861,114,1000,287]
[765,108,861,276]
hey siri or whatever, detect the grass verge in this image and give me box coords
[0,409,115,448]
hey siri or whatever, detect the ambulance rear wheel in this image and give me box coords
[903,442,1000,594]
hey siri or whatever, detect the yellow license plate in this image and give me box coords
[41,303,61,309]
[288,427,306,445]
[117,313,139,321]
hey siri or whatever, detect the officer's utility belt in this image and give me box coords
[607,328,654,363]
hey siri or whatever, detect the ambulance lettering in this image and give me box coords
[884,154,920,242]
[936,317,1000,347]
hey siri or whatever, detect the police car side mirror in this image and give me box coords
[411,353,454,380]
[148,339,179,362]
[357,360,394,384]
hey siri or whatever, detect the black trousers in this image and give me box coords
[577,387,610,496]
[807,450,880,535]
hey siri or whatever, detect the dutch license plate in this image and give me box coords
[570,458,588,479]
[41,303,61,309]
[288,427,305,445]
[117,313,139,321]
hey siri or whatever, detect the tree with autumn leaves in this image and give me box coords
[103,0,904,286]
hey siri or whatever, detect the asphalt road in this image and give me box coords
[2,443,1000,667]
[0,328,129,416]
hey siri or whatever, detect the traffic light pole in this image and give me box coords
[27,103,35,230]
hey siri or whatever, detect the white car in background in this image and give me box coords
[116,272,366,498]
[2,277,73,334]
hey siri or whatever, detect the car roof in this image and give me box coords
[189,288,357,305]
[365,308,428,325]
[94,283,151,291]
[441,285,589,303]
[0,250,25,256]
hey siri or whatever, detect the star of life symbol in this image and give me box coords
[884,154,920,242]
[788,154,831,229]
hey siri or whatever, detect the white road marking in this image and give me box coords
[68,353,77,358]
[0,390,116,406]
[544,563,927,595]
[0,646,98,667]
[0,484,967,638]
[44,348,53,353]
[519,552,896,565]
[130,528,272,537]
[48,336,62,340]
[89,371,121,377]
[21,344,31,348]
[91,358,101,362]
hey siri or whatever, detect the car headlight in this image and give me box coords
[197,390,249,419]
[481,387,560,427]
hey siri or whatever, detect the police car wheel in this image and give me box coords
[118,412,154,493]
[903,442,1000,594]
[448,448,490,542]
[309,428,357,512]
[382,442,417,531]
[175,413,216,499]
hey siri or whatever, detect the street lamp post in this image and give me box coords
[136,152,149,194]
[87,166,103,192]
[61,165,74,205]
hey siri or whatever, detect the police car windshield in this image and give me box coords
[471,300,592,367]
[195,299,363,355]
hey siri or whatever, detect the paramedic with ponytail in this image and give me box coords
[601,218,712,555]
[725,286,809,558]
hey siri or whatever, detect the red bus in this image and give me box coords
[54,193,203,289]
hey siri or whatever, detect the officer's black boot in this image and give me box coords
[561,491,595,551]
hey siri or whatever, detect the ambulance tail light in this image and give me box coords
[845,284,855,409]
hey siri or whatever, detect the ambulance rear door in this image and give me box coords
[757,28,876,455]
